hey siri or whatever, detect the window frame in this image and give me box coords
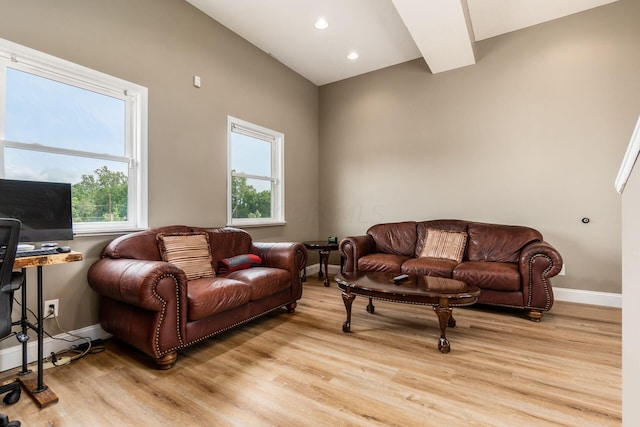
[0,37,148,235]
[227,116,285,227]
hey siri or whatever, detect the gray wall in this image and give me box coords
[319,0,640,294]
[0,0,319,339]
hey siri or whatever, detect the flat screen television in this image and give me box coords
[0,178,73,243]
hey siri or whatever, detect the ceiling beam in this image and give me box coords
[392,0,476,74]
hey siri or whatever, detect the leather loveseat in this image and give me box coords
[88,225,307,369]
[339,220,563,321]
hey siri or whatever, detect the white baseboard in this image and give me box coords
[0,323,111,372]
[307,264,623,308]
[553,287,621,308]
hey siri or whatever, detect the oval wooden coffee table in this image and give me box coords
[335,272,480,353]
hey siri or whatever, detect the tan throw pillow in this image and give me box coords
[419,228,467,263]
[157,232,215,280]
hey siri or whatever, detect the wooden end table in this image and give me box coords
[303,241,339,287]
[335,272,480,353]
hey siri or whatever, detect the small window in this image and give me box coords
[227,116,284,226]
[0,37,148,235]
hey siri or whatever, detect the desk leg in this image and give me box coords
[17,266,59,408]
[18,269,30,376]
[35,266,46,393]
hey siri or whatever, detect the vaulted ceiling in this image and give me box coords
[186,0,618,86]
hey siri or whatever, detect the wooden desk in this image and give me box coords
[13,251,83,408]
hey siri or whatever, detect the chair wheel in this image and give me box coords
[0,414,20,427]
[2,389,20,405]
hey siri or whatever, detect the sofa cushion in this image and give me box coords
[401,257,457,278]
[227,267,291,301]
[358,253,410,273]
[453,261,521,291]
[466,222,542,263]
[415,220,469,258]
[187,277,251,321]
[419,228,467,262]
[104,225,192,261]
[367,221,417,256]
[202,227,254,265]
[157,232,215,280]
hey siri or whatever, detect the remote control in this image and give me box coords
[393,274,409,282]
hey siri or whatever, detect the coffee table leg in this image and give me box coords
[341,291,356,332]
[433,305,453,353]
[366,297,375,314]
[448,315,456,328]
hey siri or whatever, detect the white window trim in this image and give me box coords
[227,116,285,227]
[0,37,148,235]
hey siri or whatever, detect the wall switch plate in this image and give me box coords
[193,75,201,88]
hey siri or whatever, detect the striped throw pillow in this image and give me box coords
[419,228,467,263]
[157,232,215,280]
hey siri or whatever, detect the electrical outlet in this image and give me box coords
[559,264,566,276]
[45,299,59,317]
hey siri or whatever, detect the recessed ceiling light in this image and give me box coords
[347,51,359,60]
[314,18,328,30]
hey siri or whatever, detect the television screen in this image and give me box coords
[0,178,73,243]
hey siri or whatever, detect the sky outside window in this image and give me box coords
[5,67,126,184]
[231,132,272,192]
[4,148,128,185]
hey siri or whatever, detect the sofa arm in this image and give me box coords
[339,235,376,273]
[87,258,188,360]
[519,241,563,312]
[251,242,307,299]
[88,258,187,311]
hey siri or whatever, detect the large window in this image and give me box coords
[227,116,284,226]
[0,38,148,235]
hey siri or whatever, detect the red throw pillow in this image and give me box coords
[218,254,262,274]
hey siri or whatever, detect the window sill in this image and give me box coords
[74,227,148,238]
[227,220,287,229]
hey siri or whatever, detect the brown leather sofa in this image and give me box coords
[88,225,307,369]
[339,220,563,321]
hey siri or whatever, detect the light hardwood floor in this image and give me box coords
[3,276,621,426]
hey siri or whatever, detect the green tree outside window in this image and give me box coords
[72,166,128,222]
[231,174,272,219]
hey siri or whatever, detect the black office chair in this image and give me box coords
[0,219,22,427]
